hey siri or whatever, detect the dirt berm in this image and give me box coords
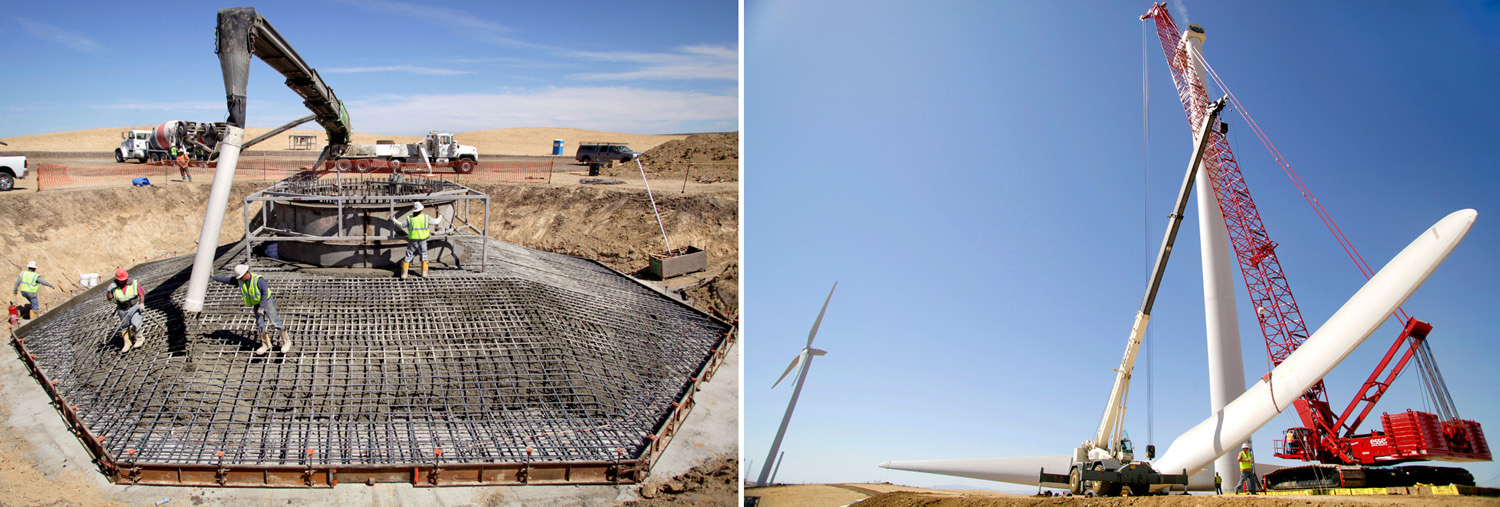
[1,181,737,317]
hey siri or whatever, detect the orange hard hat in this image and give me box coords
[115,268,128,281]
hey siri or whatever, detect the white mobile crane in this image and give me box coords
[1038,98,1228,496]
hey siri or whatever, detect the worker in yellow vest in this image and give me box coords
[1237,443,1258,494]
[103,268,144,353]
[213,264,289,354]
[12,261,56,319]
[398,201,443,278]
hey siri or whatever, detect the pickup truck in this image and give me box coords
[0,154,27,191]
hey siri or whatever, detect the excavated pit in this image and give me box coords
[11,176,732,487]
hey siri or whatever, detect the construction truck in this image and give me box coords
[334,131,479,173]
[116,120,228,164]
[0,152,26,191]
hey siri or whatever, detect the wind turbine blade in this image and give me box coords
[772,354,801,389]
[806,282,837,348]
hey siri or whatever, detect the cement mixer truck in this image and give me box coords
[116,120,227,164]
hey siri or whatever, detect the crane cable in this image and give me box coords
[1141,18,1155,450]
[1186,44,1464,421]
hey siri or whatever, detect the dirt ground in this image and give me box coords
[624,455,739,506]
[0,126,690,158]
[749,485,1500,507]
[602,132,740,183]
[0,129,738,506]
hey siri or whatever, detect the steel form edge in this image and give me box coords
[7,256,738,488]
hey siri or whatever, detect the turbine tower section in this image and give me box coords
[1144,2,1318,477]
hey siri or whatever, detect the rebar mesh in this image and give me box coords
[16,239,728,468]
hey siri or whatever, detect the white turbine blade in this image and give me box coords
[1153,209,1477,477]
[772,354,802,389]
[808,348,827,356]
[805,282,837,348]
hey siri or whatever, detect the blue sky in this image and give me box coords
[745,0,1500,493]
[0,1,737,138]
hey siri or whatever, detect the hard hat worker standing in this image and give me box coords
[398,201,442,279]
[213,264,290,354]
[1237,443,1258,494]
[103,268,145,353]
[13,261,56,319]
[176,150,192,182]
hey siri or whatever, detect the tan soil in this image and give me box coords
[624,455,738,506]
[0,126,691,157]
[602,132,739,183]
[0,128,738,505]
[748,483,1017,507]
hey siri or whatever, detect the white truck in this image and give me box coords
[334,131,479,173]
[0,154,28,191]
[116,129,153,163]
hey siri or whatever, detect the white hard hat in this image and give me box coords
[234,264,250,277]
[1242,443,1250,448]
[412,202,424,212]
[26,261,37,269]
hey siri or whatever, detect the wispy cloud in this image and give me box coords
[325,65,474,75]
[13,16,105,53]
[567,44,739,81]
[91,101,224,111]
[344,86,737,135]
[328,0,538,48]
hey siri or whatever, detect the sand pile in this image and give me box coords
[604,132,739,183]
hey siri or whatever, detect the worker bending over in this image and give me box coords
[213,264,290,354]
[12,261,56,319]
[104,268,144,353]
[1237,443,1259,494]
[398,201,442,278]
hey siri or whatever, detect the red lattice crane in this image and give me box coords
[1141,3,1488,489]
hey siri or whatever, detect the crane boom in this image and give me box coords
[1090,97,1226,460]
[1142,4,1488,488]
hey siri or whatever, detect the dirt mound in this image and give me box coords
[604,132,739,183]
[626,454,737,506]
[464,182,738,315]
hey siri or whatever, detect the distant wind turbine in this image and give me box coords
[755,282,836,488]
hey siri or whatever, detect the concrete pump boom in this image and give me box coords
[184,6,353,312]
[1089,98,1226,462]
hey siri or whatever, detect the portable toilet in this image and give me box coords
[553,139,565,155]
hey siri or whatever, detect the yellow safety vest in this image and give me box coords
[112,280,140,303]
[19,272,40,294]
[1238,450,1253,471]
[239,273,267,306]
[408,214,431,241]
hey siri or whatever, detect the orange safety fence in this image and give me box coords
[32,159,562,191]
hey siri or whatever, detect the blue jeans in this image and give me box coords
[1238,470,1258,493]
[403,239,429,262]
[20,291,39,316]
[254,299,284,334]
[117,304,143,332]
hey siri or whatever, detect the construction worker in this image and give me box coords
[398,201,442,278]
[1214,472,1222,494]
[1237,443,1258,494]
[104,268,144,353]
[213,264,289,354]
[176,149,192,182]
[12,261,56,319]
